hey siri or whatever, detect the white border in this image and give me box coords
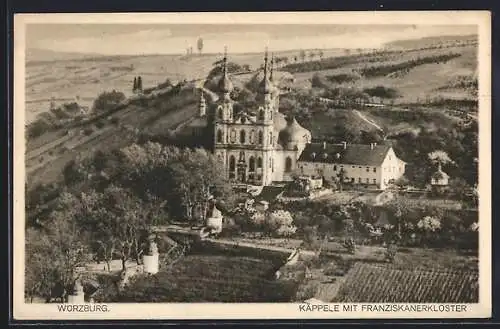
[13,11,492,320]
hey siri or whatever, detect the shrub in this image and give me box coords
[92,90,126,113]
[84,127,94,136]
[95,119,106,129]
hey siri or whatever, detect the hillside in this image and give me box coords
[25,34,478,190]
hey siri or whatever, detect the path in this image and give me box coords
[353,109,384,132]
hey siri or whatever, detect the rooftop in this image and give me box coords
[298,143,393,166]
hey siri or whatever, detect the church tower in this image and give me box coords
[253,48,277,185]
[213,47,234,176]
[199,89,207,117]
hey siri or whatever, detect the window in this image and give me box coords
[285,157,293,172]
[250,130,255,144]
[366,178,369,184]
[373,179,376,184]
[218,107,223,119]
[257,157,263,168]
[352,166,355,169]
[366,167,369,172]
[359,166,362,169]
[358,177,362,183]
[269,132,273,145]
[258,131,263,144]
[229,156,236,172]
[230,129,236,143]
[333,165,337,171]
[373,167,376,173]
[259,109,265,121]
[240,130,246,144]
[249,157,255,172]
[217,130,223,143]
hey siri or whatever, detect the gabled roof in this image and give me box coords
[298,143,393,166]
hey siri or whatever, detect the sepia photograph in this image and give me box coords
[13,11,491,319]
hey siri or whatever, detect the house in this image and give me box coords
[430,163,450,187]
[297,141,406,190]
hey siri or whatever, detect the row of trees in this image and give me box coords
[355,53,462,78]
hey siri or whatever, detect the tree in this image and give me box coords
[25,200,90,302]
[318,49,324,60]
[92,90,126,113]
[79,186,167,271]
[197,37,204,55]
[299,50,306,62]
[266,210,297,237]
[428,150,454,167]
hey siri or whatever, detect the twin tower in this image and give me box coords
[204,47,311,186]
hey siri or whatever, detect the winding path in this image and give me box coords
[353,109,384,132]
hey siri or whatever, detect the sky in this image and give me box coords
[26,24,478,55]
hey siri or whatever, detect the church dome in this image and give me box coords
[217,74,234,94]
[258,75,272,94]
[278,117,311,150]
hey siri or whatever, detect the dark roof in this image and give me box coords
[298,143,392,166]
[333,263,478,303]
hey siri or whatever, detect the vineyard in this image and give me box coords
[333,263,479,303]
[112,255,299,302]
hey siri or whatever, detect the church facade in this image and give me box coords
[206,49,311,186]
[193,49,406,189]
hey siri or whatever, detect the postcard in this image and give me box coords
[13,11,491,320]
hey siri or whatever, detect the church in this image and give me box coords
[191,48,405,190]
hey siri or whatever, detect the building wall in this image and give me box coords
[379,148,406,189]
[298,147,406,190]
[272,149,299,182]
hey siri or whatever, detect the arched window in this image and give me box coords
[257,157,263,168]
[249,157,255,172]
[285,157,293,172]
[259,109,265,121]
[240,130,246,144]
[229,155,236,172]
[217,129,223,143]
[269,132,273,145]
[250,130,255,144]
[230,129,236,143]
[258,131,263,144]
[218,107,223,119]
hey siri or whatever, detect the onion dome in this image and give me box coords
[217,47,234,94]
[258,48,272,94]
[278,116,312,150]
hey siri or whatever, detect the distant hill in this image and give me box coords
[384,34,478,49]
[25,48,112,64]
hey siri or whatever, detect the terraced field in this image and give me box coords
[113,255,299,302]
[333,262,479,303]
